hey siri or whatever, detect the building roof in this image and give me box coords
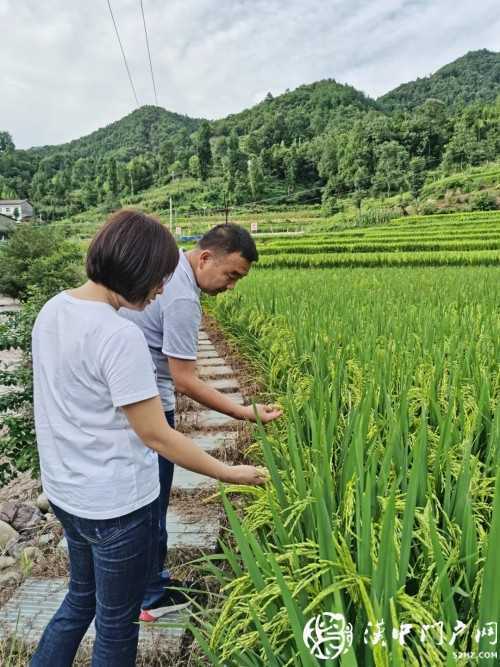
[0,213,16,232]
[0,199,31,205]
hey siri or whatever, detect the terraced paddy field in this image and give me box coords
[254,211,500,269]
[199,211,500,666]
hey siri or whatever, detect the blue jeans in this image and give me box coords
[30,499,158,667]
[141,410,175,609]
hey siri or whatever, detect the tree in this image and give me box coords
[117,162,129,194]
[269,113,289,146]
[373,141,410,197]
[212,136,228,169]
[26,241,85,299]
[169,160,183,178]
[409,157,426,199]
[0,224,76,298]
[336,121,374,194]
[196,121,212,181]
[0,131,15,153]
[321,179,340,216]
[158,140,175,177]
[247,156,265,199]
[82,183,98,208]
[352,191,364,210]
[188,155,200,178]
[284,144,298,192]
[106,157,119,195]
[411,100,450,168]
[318,134,338,181]
[71,158,92,187]
[127,156,153,194]
[226,130,246,179]
[242,132,260,156]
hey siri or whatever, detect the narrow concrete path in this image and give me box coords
[0,327,242,662]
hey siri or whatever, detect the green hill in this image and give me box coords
[212,78,377,138]
[29,106,202,162]
[378,49,500,112]
[1,50,499,223]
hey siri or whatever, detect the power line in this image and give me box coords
[106,0,140,107]
[139,0,159,105]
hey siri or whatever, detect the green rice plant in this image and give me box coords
[197,265,499,665]
[477,467,500,667]
[257,249,500,269]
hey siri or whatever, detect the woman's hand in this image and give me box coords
[220,464,270,485]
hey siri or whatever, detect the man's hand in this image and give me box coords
[221,464,269,485]
[239,403,283,423]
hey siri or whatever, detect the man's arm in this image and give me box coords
[168,356,282,423]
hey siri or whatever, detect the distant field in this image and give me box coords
[251,210,500,268]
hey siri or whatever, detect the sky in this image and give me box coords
[1,0,499,150]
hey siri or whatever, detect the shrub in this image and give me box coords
[469,191,497,211]
[0,233,85,483]
[420,200,439,215]
[0,225,56,298]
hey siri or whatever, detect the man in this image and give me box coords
[120,223,282,621]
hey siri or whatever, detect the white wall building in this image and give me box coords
[0,199,34,221]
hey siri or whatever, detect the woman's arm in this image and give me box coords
[123,395,267,485]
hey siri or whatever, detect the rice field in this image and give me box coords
[194,211,500,666]
[256,211,500,265]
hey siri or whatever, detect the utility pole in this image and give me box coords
[169,196,173,232]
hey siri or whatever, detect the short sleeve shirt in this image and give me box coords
[32,292,160,520]
[119,251,202,411]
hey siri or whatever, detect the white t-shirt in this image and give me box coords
[120,251,201,411]
[32,292,160,520]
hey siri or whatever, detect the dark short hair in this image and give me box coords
[198,223,258,262]
[86,209,179,303]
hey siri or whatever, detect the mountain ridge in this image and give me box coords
[23,49,500,154]
[28,106,202,160]
[1,48,498,221]
[378,49,500,112]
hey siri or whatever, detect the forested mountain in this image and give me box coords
[0,107,202,219]
[378,50,500,112]
[212,79,376,139]
[32,106,201,161]
[0,49,499,221]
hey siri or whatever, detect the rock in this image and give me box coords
[36,493,50,513]
[38,532,55,546]
[6,538,32,559]
[0,501,43,531]
[0,555,16,570]
[21,546,42,562]
[0,519,19,549]
[0,568,22,587]
[0,504,16,524]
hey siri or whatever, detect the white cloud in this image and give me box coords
[0,0,498,148]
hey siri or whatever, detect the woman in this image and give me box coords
[30,210,267,667]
